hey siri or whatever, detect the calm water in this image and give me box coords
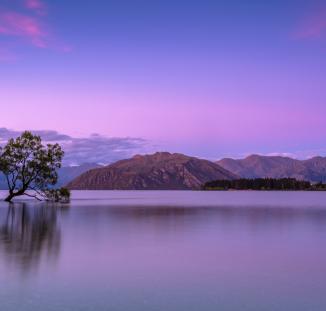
[0,190,326,311]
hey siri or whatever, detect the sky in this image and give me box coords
[0,0,325,165]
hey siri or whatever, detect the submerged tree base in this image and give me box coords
[3,188,71,203]
[3,190,39,202]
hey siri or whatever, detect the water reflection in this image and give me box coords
[0,203,65,275]
[0,192,326,311]
[91,204,326,233]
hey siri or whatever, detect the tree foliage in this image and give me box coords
[0,131,67,202]
[40,187,71,203]
[202,178,311,191]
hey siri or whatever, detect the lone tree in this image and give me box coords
[0,131,69,202]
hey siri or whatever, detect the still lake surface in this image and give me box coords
[0,190,326,311]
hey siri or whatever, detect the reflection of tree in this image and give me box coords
[0,203,64,275]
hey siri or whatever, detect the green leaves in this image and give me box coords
[0,131,65,201]
[41,187,71,203]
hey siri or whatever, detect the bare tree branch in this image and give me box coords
[23,192,42,201]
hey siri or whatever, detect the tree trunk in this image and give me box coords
[4,195,14,202]
[4,190,24,202]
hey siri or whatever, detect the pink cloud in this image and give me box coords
[23,0,47,15]
[294,9,326,39]
[25,0,44,9]
[0,2,70,57]
[0,12,49,48]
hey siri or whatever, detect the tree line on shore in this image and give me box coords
[199,178,326,191]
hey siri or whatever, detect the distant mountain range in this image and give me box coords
[65,152,239,190]
[0,162,103,190]
[216,155,299,179]
[266,157,326,182]
[216,155,326,183]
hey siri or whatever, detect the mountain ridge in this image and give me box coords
[217,155,326,182]
[266,156,326,182]
[65,152,240,190]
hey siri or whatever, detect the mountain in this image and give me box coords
[266,156,326,183]
[217,155,326,183]
[0,162,103,190]
[0,173,7,190]
[216,155,299,178]
[56,163,103,187]
[65,152,240,190]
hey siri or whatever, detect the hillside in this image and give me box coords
[266,156,326,183]
[65,152,239,190]
[216,155,299,178]
[55,163,103,187]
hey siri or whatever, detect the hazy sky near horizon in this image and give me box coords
[0,0,326,164]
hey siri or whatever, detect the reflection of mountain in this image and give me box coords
[83,204,326,238]
[0,203,64,275]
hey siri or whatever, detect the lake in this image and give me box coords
[0,190,326,311]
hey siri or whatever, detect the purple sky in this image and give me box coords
[0,0,326,164]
